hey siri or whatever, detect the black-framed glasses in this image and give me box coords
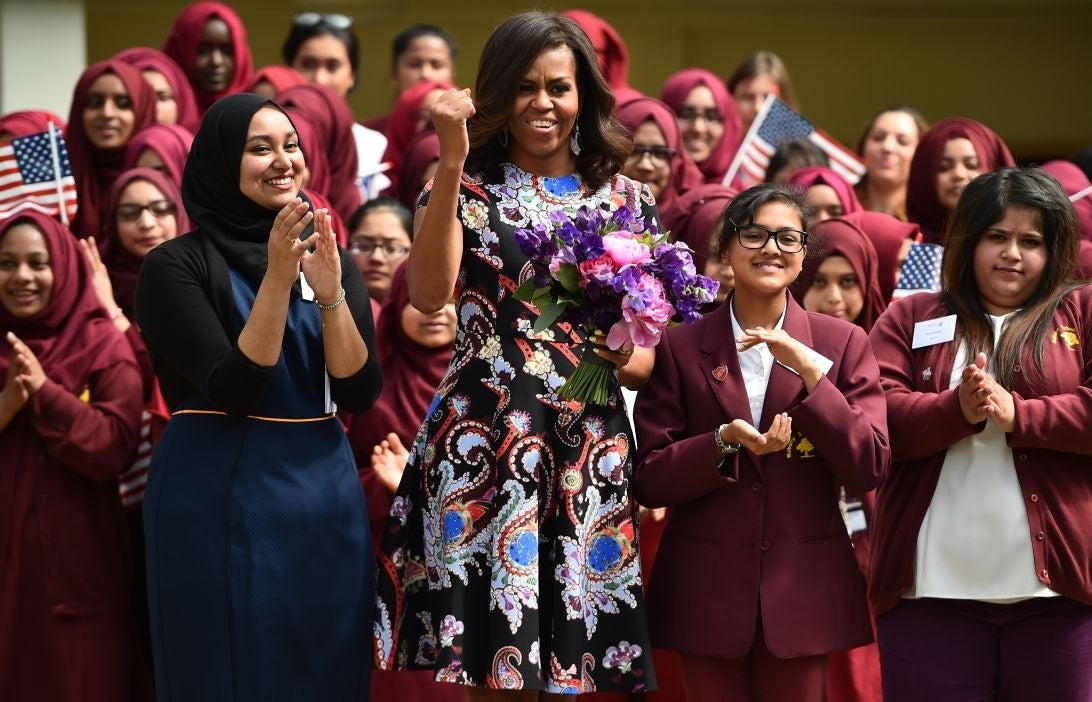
[627,146,677,165]
[730,219,808,253]
[349,241,411,257]
[117,200,175,222]
[293,13,353,30]
[675,107,725,124]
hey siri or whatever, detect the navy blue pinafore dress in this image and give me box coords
[144,267,372,702]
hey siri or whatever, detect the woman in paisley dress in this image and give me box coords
[374,11,657,698]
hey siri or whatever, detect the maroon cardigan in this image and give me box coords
[634,294,889,659]
[867,289,1092,616]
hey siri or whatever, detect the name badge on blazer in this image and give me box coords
[912,314,957,349]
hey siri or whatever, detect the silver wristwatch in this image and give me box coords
[714,424,740,455]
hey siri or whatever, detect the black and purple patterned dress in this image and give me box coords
[374,163,657,693]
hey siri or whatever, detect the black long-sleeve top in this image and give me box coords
[135,231,382,416]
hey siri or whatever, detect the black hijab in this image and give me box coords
[182,93,313,282]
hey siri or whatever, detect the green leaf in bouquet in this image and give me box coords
[555,264,583,294]
[513,277,539,302]
[533,299,568,333]
[531,288,555,311]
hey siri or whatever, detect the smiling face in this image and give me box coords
[621,120,672,200]
[973,204,1047,315]
[802,255,863,322]
[393,35,454,92]
[116,179,179,258]
[726,201,806,298]
[505,46,580,177]
[936,137,982,212]
[292,34,355,97]
[401,299,457,348]
[238,107,305,210]
[862,110,919,187]
[82,72,135,150]
[0,223,53,318]
[676,85,724,164]
[142,69,178,125]
[193,17,235,94]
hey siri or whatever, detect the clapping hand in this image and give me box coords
[267,198,314,289]
[958,352,1015,431]
[4,332,45,400]
[300,207,342,304]
[371,432,410,493]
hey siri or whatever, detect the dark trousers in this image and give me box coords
[679,610,828,702]
[877,597,1092,702]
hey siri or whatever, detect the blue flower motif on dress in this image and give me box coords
[556,489,640,637]
[490,480,540,633]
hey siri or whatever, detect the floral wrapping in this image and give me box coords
[374,164,657,693]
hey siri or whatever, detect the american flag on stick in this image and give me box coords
[0,124,78,225]
[892,242,944,301]
[723,97,867,188]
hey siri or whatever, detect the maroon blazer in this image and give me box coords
[634,294,889,659]
[867,289,1092,616]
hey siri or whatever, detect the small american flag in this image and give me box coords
[892,242,944,300]
[724,97,867,187]
[0,126,78,224]
[118,409,155,509]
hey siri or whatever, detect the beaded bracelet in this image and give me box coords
[109,307,125,320]
[316,287,346,311]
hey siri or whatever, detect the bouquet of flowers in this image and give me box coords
[514,204,718,404]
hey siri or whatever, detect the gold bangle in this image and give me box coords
[316,287,346,311]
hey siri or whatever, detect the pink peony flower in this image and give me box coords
[606,275,675,349]
[601,232,651,267]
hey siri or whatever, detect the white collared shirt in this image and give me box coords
[729,300,787,428]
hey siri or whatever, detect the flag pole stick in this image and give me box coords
[1070,184,1092,203]
[722,95,778,188]
[46,121,69,226]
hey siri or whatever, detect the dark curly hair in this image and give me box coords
[465,11,630,190]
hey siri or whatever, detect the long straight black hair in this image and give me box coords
[941,167,1081,388]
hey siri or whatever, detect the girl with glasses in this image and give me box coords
[635,182,888,702]
[617,96,704,216]
[661,68,743,186]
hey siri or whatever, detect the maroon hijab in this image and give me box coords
[906,117,1014,245]
[660,68,742,185]
[124,123,194,192]
[102,167,191,317]
[245,65,308,95]
[67,60,158,239]
[0,211,132,395]
[114,46,201,133]
[1040,160,1092,243]
[841,210,920,302]
[792,217,887,332]
[163,1,254,114]
[561,10,642,104]
[287,111,331,202]
[381,80,454,203]
[786,166,863,216]
[661,183,738,274]
[397,130,440,211]
[0,110,66,138]
[616,96,705,214]
[348,262,453,458]
[275,83,361,223]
